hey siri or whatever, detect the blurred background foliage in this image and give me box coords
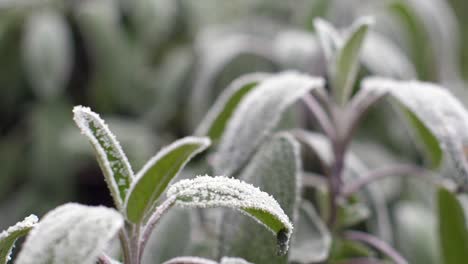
[1,0,468,263]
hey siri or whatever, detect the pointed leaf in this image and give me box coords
[167,175,293,255]
[290,201,331,263]
[313,18,341,63]
[437,187,468,264]
[0,215,38,264]
[362,78,468,187]
[215,71,324,176]
[195,73,268,141]
[220,133,301,263]
[73,106,134,209]
[16,203,123,264]
[126,137,210,223]
[331,17,373,105]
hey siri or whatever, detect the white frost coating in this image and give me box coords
[215,71,324,176]
[167,175,293,239]
[220,257,253,264]
[73,106,134,209]
[195,73,269,139]
[162,256,218,264]
[362,77,468,187]
[0,215,38,263]
[16,203,123,264]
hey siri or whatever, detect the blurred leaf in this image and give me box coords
[329,239,375,261]
[220,133,300,263]
[331,17,373,105]
[162,256,218,264]
[16,203,123,264]
[313,18,341,63]
[0,215,38,264]
[290,201,331,263]
[362,78,468,188]
[167,175,293,255]
[141,208,191,264]
[195,73,267,141]
[125,137,210,223]
[437,187,468,264]
[215,71,324,176]
[22,10,72,100]
[73,106,134,209]
[220,257,253,264]
[395,202,440,264]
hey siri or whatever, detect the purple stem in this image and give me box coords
[344,231,408,264]
[303,94,336,142]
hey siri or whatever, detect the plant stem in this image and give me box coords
[97,254,114,264]
[119,229,131,264]
[138,196,176,259]
[344,231,408,264]
[341,164,429,198]
[303,94,336,141]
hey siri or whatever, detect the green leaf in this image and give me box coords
[167,175,293,255]
[215,71,324,176]
[0,215,38,264]
[73,106,134,210]
[331,17,373,105]
[290,201,331,263]
[16,203,123,264]
[220,133,300,263]
[362,78,468,188]
[125,137,210,223]
[437,187,468,264]
[313,18,341,63]
[195,73,268,141]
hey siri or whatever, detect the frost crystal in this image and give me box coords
[0,215,38,264]
[167,175,293,248]
[73,106,134,208]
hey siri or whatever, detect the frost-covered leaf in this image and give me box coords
[195,73,268,141]
[331,17,373,105]
[220,133,300,263]
[16,203,123,264]
[220,257,252,264]
[22,10,72,100]
[290,201,331,263]
[142,208,191,264]
[215,71,324,176]
[0,215,38,264]
[362,78,468,187]
[73,106,134,209]
[167,175,293,255]
[438,187,468,264]
[162,256,218,264]
[126,137,210,223]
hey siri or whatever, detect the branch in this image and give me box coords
[341,164,429,198]
[344,231,408,264]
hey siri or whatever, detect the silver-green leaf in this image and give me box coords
[73,106,134,210]
[16,203,123,264]
[167,175,293,255]
[0,215,38,264]
[215,71,324,176]
[125,137,210,223]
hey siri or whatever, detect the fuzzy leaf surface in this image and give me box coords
[362,78,468,187]
[73,106,134,209]
[162,256,218,264]
[126,137,210,223]
[16,203,123,264]
[0,215,38,264]
[195,73,268,141]
[215,71,324,176]
[167,175,293,255]
[220,133,301,262]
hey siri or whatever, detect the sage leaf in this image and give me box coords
[362,78,468,187]
[167,175,293,255]
[215,71,324,176]
[290,201,331,263]
[220,257,253,264]
[437,187,468,264]
[73,106,134,209]
[195,73,268,141]
[16,203,123,264]
[220,133,300,262]
[162,256,218,264]
[331,17,373,105]
[126,137,210,223]
[0,215,38,264]
[313,18,341,63]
